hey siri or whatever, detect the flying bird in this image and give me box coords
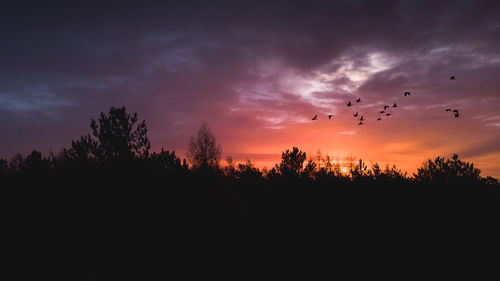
[359,116,364,121]
[328,114,334,119]
[453,109,459,113]
[446,109,452,112]
[379,111,385,114]
[384,105,390,110]
[358,122,364,126]
[377,118,382,121]
[356,98,362,102]
[454,112,460,118]
[450,75,456,80]
[404,92,410,96]
[393,103,398,108]
[386,113,391,116]
[353,112,359,117]
[312,115,318,120]
[347,101,352,107]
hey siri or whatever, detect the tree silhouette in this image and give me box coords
[24,150,50,174]
[276,147,307,177]
[370,163,408,183]
[372,163,382,178]
[352,159,370,179]
[224,156,237,177]
[301,158,317,178]
[90,106,150,162]
[482,176,499,185]
[187,122,222,169]
[8,153,24,174]
[383,164,407,181]
[62,134,98,165]
[0,158,7,176]
[236,159,262,179]
[414,154,481,184]
[149,149,184,174]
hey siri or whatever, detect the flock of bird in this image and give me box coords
[312,75,461,126]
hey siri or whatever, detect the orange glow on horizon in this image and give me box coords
[202,112,500,179]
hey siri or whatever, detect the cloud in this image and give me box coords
[460,138,500,159]
[338,131,357,136]
[1,0,500,177]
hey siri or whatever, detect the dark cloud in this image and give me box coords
[460,138,500,159]
[1,0,500,176]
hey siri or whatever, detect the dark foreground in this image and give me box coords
[2,170,499,281]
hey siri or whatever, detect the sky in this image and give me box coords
[1,0,500,178]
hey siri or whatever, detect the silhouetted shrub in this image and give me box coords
[23,150,50,174]
[414,154,481,184]
[236,160,263,180]
[352,159,371,181]
[148,149,185,174]
[62,134,98,166]
[223,156,237,177]
[301,158,317,179]
[8,153,24,174]
[371,163,409,184]
[482,176,499,186]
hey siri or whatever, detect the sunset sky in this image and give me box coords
[1,0,500,178]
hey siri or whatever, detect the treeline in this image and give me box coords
[1,105,498,222]
[1,106,498,187]
[3,145,499,185]
[2,107,499,281]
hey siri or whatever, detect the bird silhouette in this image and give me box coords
[450,75,456,80]
[347,101,352,107]
[358,121,364,126]
[404,91,410,96]
[384,105,390,110]
[446,109,452,112]
[386,113,391,116]
[312,115,318,120]
[356,98,362,102]
[379,111,385,114]
[359,116,364,121]
[377,118,382,121]
[454,112,460,118]
[453,109,459,113]
[393,103,398,108]
[328,114,334,119]
[353,112,359,117]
